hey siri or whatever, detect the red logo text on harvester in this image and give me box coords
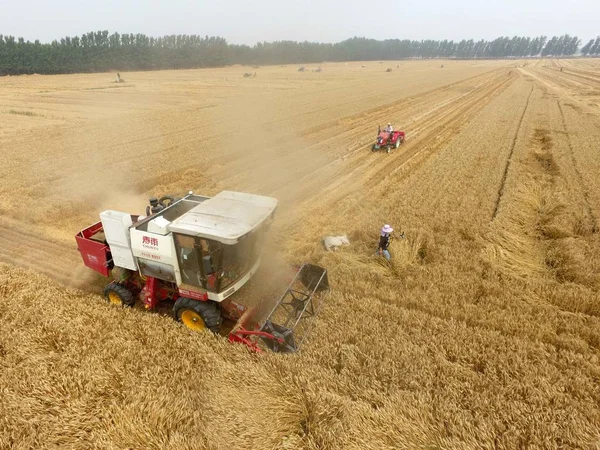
[142,236,159,249]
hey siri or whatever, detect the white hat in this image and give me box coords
[381,224,394,234]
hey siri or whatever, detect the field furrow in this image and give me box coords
[492,83,534,220]
[556,100,599,232]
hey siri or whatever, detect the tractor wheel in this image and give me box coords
[104,282,136,307]
[386,148,391,154]
[372,145,378,152]
[395,138,401,149]
[173,297,222,333]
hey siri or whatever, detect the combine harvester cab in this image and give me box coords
[75,190,329,354]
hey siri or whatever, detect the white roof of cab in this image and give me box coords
[168,191,277,245]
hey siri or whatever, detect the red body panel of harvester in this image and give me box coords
[75,221,113,277]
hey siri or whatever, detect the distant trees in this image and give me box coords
[0,32,229,75]
[0,31,595,76]
[541,35,580,57]
[581,37,600,56]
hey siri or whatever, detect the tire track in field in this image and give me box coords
[275,68,508,134]
[567,67,600,81]
[555,68,600,87]
[284,70,516,218]
[348,70,511,164]
[556,100,599,233]
[491,83,534,221]
[521,67,600,124]
[531,67,586,95]
[364,70,515,190]
[303,68,509,151]
[211,69,512,205]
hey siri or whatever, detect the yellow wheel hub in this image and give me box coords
[108,291,123,306]
[180,310,207,332]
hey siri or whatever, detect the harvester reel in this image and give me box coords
[259,264,329,352]
[260,321,297,353]
[228,264,329,353]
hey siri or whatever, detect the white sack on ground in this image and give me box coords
[322,235,350,251]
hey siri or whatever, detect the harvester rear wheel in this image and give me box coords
[104,282,135,307]
[174,297,222,333]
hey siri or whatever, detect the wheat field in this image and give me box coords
[0,59,599,449]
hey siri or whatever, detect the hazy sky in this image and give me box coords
[1,0,598,45]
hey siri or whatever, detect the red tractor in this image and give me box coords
[372,125,406,153]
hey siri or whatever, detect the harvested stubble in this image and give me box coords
[1,60,600,449]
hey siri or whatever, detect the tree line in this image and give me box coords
[0,32,595,76]
[581,37,600,56]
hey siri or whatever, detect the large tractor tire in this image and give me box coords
[395,137,401,149]
[104,282,136,307]
[173,297,222,333]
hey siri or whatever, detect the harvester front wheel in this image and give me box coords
[104,282,135,307]
[174,298,222,334]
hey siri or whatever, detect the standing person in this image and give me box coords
[377,224,394,261]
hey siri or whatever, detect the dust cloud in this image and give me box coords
[205,88,340,218]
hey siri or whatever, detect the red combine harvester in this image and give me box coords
[372,125,406,153]
[75,191,329,353]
